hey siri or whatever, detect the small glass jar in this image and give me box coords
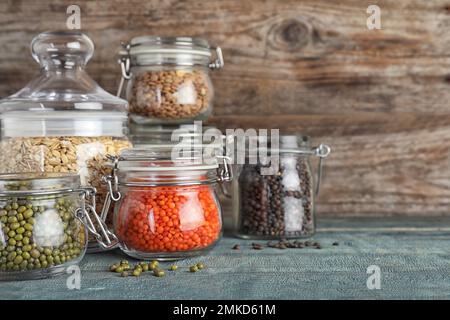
[0,31,132,251]
[103,147,232,260]
[0,173,117,281]
[231,136,330,239]
[128,124,235,230]
[118,36,224,125]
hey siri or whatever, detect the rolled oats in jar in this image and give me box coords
[0,31,132,251]
[0,136,131,216]
[118,36,224,125]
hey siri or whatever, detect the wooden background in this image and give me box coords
[0,0,450,216]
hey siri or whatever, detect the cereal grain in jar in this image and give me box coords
[119,36,223,124]
[129,69,213,120]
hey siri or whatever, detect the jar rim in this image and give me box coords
[122,36,214,67]
[0,110,128,120]
[117,147,220,171]
[0,173,81,195]
[129,36,211,50]
[104,146,233,187]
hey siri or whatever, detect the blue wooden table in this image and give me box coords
[1,217,449,300]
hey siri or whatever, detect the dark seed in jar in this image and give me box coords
[128,69,212,120]
[238,156,314,238]
[0,195,84,273]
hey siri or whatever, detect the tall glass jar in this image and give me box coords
[118,36,224,125]
[0,31,132,252]
[231,136,330,239]
[103,147,232,260]
[0,173,117,281]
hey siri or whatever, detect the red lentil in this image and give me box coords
[116,185,221,252]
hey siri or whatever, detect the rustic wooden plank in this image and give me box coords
[2,218,450,299]
[209,113,450,216]
[0,0,450,216]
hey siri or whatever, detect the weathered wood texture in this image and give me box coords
[2,218,450,299]
[1,0,450,216]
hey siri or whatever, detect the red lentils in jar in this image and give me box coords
[105,146,231,260]
[116,185,221,254]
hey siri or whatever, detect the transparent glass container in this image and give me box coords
[118,36,224,125]
[0,31,132,251]
[103,147,232,260]
[128,124,235,230]
[231,136,330,239]
[0,173,117,281]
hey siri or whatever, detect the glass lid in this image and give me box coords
[233,134,312,154]
[127,36,211,56]
[121,36,215,67]
[108,147,223,186]
[0,31,128,136]
[129,123,224,147]
[117,147,219,172]
[0,173,81,195]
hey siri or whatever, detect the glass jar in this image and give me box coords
[103,147,232,260]
[118,36,224,125]
[0,31,132,251]
[231,136,330,239]
[0,173,117,280]
[128,124,235,230]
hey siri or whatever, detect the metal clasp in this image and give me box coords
[75,187,119,250]
[215,155,233,198]
[209,47,224,70]
[216,155,233,182]
[313,144,331,196]
[101,154,122,226]
[117,42,131,97]
[104,154,121,200]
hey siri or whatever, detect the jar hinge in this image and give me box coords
[216,155,233,182]
[103,155,122,202]
[75,187,119,250]
[314,144,331,196]
[216,155,233,198]
[209,47,224,70]
[117,42,131,97]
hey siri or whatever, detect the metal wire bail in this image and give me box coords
[216,155,233,182]
[103,155,121,202]
[76,187,119,250]
[116,42,131,97]
[313,144,331,196]
[209,47,224,69]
